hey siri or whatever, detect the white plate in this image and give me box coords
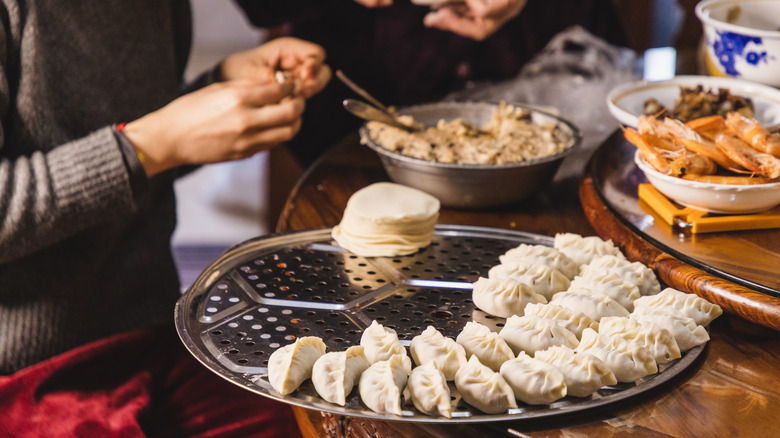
[607,75,780,129]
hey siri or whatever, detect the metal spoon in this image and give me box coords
[342,99,422,132]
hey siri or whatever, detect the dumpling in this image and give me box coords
[633,287,723,326]
[472,276,547,318]
[549,289,630,321]
[534,346,617,397]
[358,354,410,415]
[498,314,579,356]
[553,232,624,266]
[454,355,517,414]
[569,272,641,312]
[488,263,570,300]
[580,254,661,296]
[631,306,709,352]
[599,316,681,364]
[407,362,452,417]
[499,244,579,279]
[360,320,408,364]
[268,336,327,395]
[576,328,657,382]
[312,345,370,406]
[410,326,467,380]
[456,321,515,371]
[499,352,567,404]
[523,303,599,339]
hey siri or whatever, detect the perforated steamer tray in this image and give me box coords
[174,225,704,424]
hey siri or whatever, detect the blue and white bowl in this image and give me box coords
[696,0,780,87]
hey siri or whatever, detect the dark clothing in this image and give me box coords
[239,0,629,166]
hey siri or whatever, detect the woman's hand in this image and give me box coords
[219,37,331,99]
[423,0,527,41]
[123,79,305,176]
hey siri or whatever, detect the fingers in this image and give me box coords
[424,9,497,41]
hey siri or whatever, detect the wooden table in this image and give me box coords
[277,133,780,438]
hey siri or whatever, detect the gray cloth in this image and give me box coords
[0,0,194,374]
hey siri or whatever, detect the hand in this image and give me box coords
[353,0,393,7]
[219,37,331,99]
[123,79,305,176]
[423,0,527,41]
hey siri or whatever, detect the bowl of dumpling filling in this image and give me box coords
[359,101,582,209]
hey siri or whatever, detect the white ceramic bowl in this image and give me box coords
[606,75,780,129]
[696,0,780,87]
[634,150,780,214]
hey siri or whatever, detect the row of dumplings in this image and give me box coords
[266,233,723,417]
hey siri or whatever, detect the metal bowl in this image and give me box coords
[359,101,582,209]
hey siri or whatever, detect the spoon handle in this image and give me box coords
[336,70,389,112]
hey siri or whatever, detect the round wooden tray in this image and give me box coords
[580,130,780,331]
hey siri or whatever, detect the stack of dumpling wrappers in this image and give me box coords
[265,232,723,417]
[331,182,440,257]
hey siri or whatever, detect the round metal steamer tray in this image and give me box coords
[175,225,704,424]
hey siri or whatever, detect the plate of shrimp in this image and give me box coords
[625,112,780,214]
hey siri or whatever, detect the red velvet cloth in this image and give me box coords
[0,324,303,438]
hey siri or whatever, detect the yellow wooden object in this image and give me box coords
[638,183,780,233]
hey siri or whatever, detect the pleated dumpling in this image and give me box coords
[498,314,579,356]
[580,254,661,296]
[268,336,327,395]
[410,326,467,380]
[549,289,630,322]
[569,272,641,312]
[553,232,625,267]
[576,328,658,382]
[454,355,517,414]
[312,345,370,406]
[599,316,681,364]
[407,362,452,417]
[358,354,410,415]
[499,352,567,405]
[523,303,599,339]
[633,287,723,326]
[534,346,617,397]
[456,321,515,372]
[472,276,547,318]
[488,263,571,300]
[499,244,579,279]
[631,306,710,352]
[360,320,408,364]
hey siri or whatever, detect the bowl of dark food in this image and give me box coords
[358,101,582,209]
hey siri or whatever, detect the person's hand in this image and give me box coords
[423,0,527,41]
[122,79,304,176]
[219,37,331,99]
[353,0,393,7]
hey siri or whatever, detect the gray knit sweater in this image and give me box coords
[0,0,194,374]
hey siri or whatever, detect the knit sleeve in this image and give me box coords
[0,128,139,263]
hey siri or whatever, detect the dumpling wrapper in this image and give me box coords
[358,354,410,415]
[312,345,370,406]
[580,254,661,296]
[633,287,723,326]
[576,328,658,383]
[569,272,641,312]
[599,316,681,364]
[488,263,571,300]
[523,303,599,339]
[534,346,617,397]
[408,362,452,417]
[472,276,547,319]
[456,321,515,372]
[498,314,579,356]
[332,182,440,257]
[268,336,326,395]
[455,355,518,414]
[360,320,409,365]
[499,244,579,279]
[410,326,467,381]
[553,232,625,266]
[549,289,630,322]
[499,352,567,404]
